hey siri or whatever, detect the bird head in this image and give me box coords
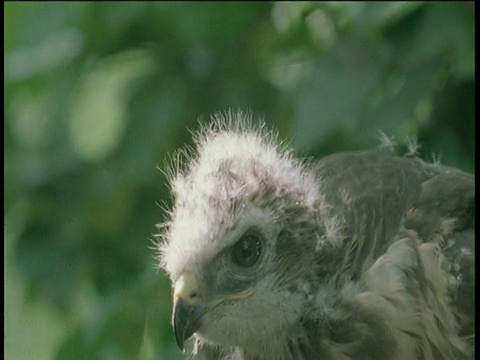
[157,112,340,355]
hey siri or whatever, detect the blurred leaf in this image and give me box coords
[55,270,171,360]
[69,50,156,162]
[292,43,382,150]
[404,3,474,79]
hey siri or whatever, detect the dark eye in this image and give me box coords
[232,232,263,268]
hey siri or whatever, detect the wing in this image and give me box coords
[314,150,474,359]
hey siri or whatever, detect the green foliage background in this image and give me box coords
[4,2,474,360]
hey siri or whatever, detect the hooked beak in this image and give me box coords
[172,271,205,352]
[173,296,206,351]
[171,271,255,351]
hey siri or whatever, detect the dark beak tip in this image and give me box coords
[173,314,186,351]
[173,297,202,352]
[173,326,186,352]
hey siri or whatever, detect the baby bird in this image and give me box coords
[157,110,474,360]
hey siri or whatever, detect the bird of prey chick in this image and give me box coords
[156,111,474,360]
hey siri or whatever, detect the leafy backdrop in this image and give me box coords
[4,2,474,359]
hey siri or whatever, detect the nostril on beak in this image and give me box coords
[174,271,202,306]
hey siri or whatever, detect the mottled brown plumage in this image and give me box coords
[157,111,474,360]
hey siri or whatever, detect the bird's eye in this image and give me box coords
[232,232,263,268]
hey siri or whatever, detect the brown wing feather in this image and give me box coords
[315,150,474,359]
